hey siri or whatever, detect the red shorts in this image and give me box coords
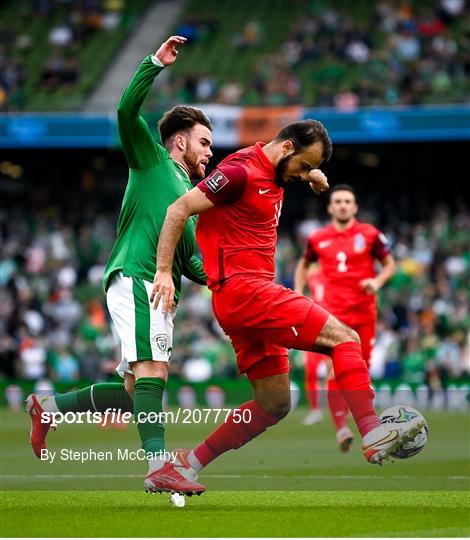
[212,277,330,381]
[353,319,376,365]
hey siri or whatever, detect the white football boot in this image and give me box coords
[302,408,324,425]
[362,414,426,464]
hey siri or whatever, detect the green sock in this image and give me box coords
[55,383,134,413]
[134,377,165,454]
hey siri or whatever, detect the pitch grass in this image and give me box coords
[1,408,469,536]
[2,490,469,537]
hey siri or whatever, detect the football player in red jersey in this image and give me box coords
[294,184,396,451]
[149,121,424,494]
[300,266,326,426]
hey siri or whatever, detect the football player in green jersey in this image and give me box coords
[27,36,211,495]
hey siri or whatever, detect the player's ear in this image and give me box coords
[174,133,186,152]
[282,140,296,157]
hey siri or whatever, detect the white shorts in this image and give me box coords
[106,272,175,378]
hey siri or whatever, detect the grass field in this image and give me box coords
[1,407,469,537]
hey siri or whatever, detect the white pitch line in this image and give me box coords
[2,474,469,480]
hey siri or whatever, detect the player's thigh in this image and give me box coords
[107,272,175,373]
[354,320,376,366]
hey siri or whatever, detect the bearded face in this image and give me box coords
[183,141,206,180]
[274,154,294,186]
[182,124,212,181]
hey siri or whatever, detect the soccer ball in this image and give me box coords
[379,405,428,459]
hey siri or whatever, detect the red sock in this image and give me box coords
[305,352,322,409]
[306,389,319,409]
[193,400,280,468]
[331,342,380,437]
[327,378,348,431]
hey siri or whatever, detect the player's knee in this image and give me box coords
[264,396,291,420]
[343,327,360,344]
[131,360,168,381]
[124,374,135,399]
[331,321,360,346]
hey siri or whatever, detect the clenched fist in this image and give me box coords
[309,169,329,195]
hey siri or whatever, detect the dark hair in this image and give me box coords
[273,119,332,162]
[158,106,213,149]
[328,183,358,202]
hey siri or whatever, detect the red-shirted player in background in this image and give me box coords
[299,266,326,426]
[149,121,423,496]
[294,184,396,452]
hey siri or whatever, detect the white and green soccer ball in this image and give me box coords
[379,405,428,459]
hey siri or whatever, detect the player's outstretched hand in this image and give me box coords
[359,277,380,295]
[150,271,175,313]
[309,169,329,195]
[155,36,187,66]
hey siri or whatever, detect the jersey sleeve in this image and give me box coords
[183,255,207,286]
[371,229,391,261]
[196,163,247,205]
[304,235,318,263]
[117,55,167,169]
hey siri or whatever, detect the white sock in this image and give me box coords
[36,395,59,412]
[147,458,165,474]
[187,450,203,472]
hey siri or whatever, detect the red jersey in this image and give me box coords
[196,142,283,290]
[304,220,391,325]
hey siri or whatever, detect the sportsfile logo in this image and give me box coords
[205,169,229,193]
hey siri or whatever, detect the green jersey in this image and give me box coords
[103,55,206,301]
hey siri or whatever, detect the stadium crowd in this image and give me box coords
[1,199,468,387]
[0,0,135,111]
[155,0,469,108]
[1,0,468,111]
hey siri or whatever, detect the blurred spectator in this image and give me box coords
[232,20,264,49]
[334,89,360,111]
[48,23,73,47]
[152,1,469,108]
[218,79,244,105]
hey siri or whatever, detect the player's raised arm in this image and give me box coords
[117,36,187,169]
[151,188,214,312]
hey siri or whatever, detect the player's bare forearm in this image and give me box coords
[375,254,396,288]
[360,254,396,294]
[151,188,214,311]
[158,201,191,273]
[294,258,309,294]
[150,200,191,312]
